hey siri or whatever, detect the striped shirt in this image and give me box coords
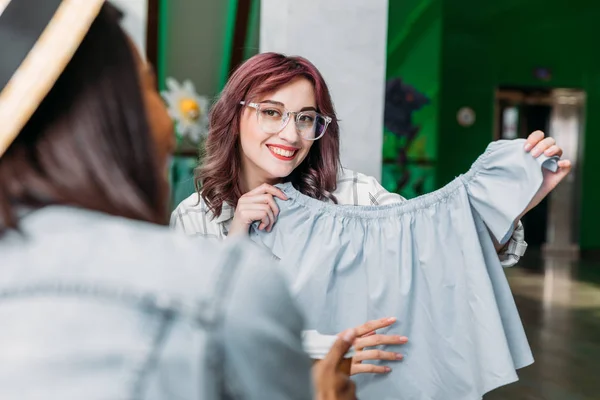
[170,168,526,266]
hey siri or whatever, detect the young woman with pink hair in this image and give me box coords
[171,52,570,376]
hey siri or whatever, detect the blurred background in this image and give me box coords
[117,0,599,398]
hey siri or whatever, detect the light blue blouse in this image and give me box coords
[249,139,559,400]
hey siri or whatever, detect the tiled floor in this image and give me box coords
[484,255,600,400]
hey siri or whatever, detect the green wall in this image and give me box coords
[158,0,230,97]
[438,0,600,249]
[383,0,442,198]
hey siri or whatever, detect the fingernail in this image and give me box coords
[397,336,408,343]
[531,149,540,157]
[524,143,532,151]
[342,329,356,343]
[396,353,404,360]
[385,367,392,372]
[386,317,397,323]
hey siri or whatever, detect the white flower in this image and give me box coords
[161,77,209,143]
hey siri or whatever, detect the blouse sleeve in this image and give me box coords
[465,139,559,249]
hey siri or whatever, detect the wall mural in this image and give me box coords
[382,77,433,198]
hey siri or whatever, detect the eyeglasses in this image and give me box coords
[240,101,332,141]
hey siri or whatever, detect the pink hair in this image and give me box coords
[199,52,340,216]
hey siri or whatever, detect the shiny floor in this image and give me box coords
[484,254,600,400]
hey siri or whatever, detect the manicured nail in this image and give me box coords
[396,353,404,360]
[342,329,356,343]
[531,149,541,157]
[386,317,397,323]
[397,336,408,343]
[524,143,532,151]
[385,367,392,372]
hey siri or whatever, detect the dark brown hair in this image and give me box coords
[0,3,168,233]
[199,52,341,217]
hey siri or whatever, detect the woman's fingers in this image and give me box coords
[530,136,556,157]
[524,130,545,151]
[354,334,408,350]
[238,205,274,231]
[239,193,279,211]
[543,144,563,158]
[353,317,397,337]
[348,318,406,376]
[350,363,391,375]
[238,190,282,232]
[558,159,571,169]
[253,204,275,231]
[352,349,403,362]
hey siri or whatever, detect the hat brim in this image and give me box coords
[0,0,105,157]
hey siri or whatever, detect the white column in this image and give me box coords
[111,0,148,55]
[260,0,389,180]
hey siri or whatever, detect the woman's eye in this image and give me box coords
[299,115,314,123]
[262,109,282,118]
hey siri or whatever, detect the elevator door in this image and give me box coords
[495,88,584,257]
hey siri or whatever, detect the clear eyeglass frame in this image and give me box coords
[240,101,332,141]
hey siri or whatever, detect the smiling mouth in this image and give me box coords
[267,145,298,160]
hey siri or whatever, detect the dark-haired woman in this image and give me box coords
[0,1,356,399]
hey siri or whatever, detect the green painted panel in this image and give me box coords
[384,0,442,198]
[439,0,600,249]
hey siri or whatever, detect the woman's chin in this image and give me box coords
[261,164,297,180]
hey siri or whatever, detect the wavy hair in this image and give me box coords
[199,52,340,217]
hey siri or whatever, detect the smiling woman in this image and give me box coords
[197,53,342,223]
[170,52,570,379]
[237,79,332,191]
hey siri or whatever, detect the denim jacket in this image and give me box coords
[0,206,312,400]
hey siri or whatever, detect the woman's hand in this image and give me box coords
[349,317,408,375]
[313,329,358,400]
[228,183,288,236]
[522,130,572,214]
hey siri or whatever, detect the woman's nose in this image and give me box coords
[278,115,301,143]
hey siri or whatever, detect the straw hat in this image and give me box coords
[0,0,104,157]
